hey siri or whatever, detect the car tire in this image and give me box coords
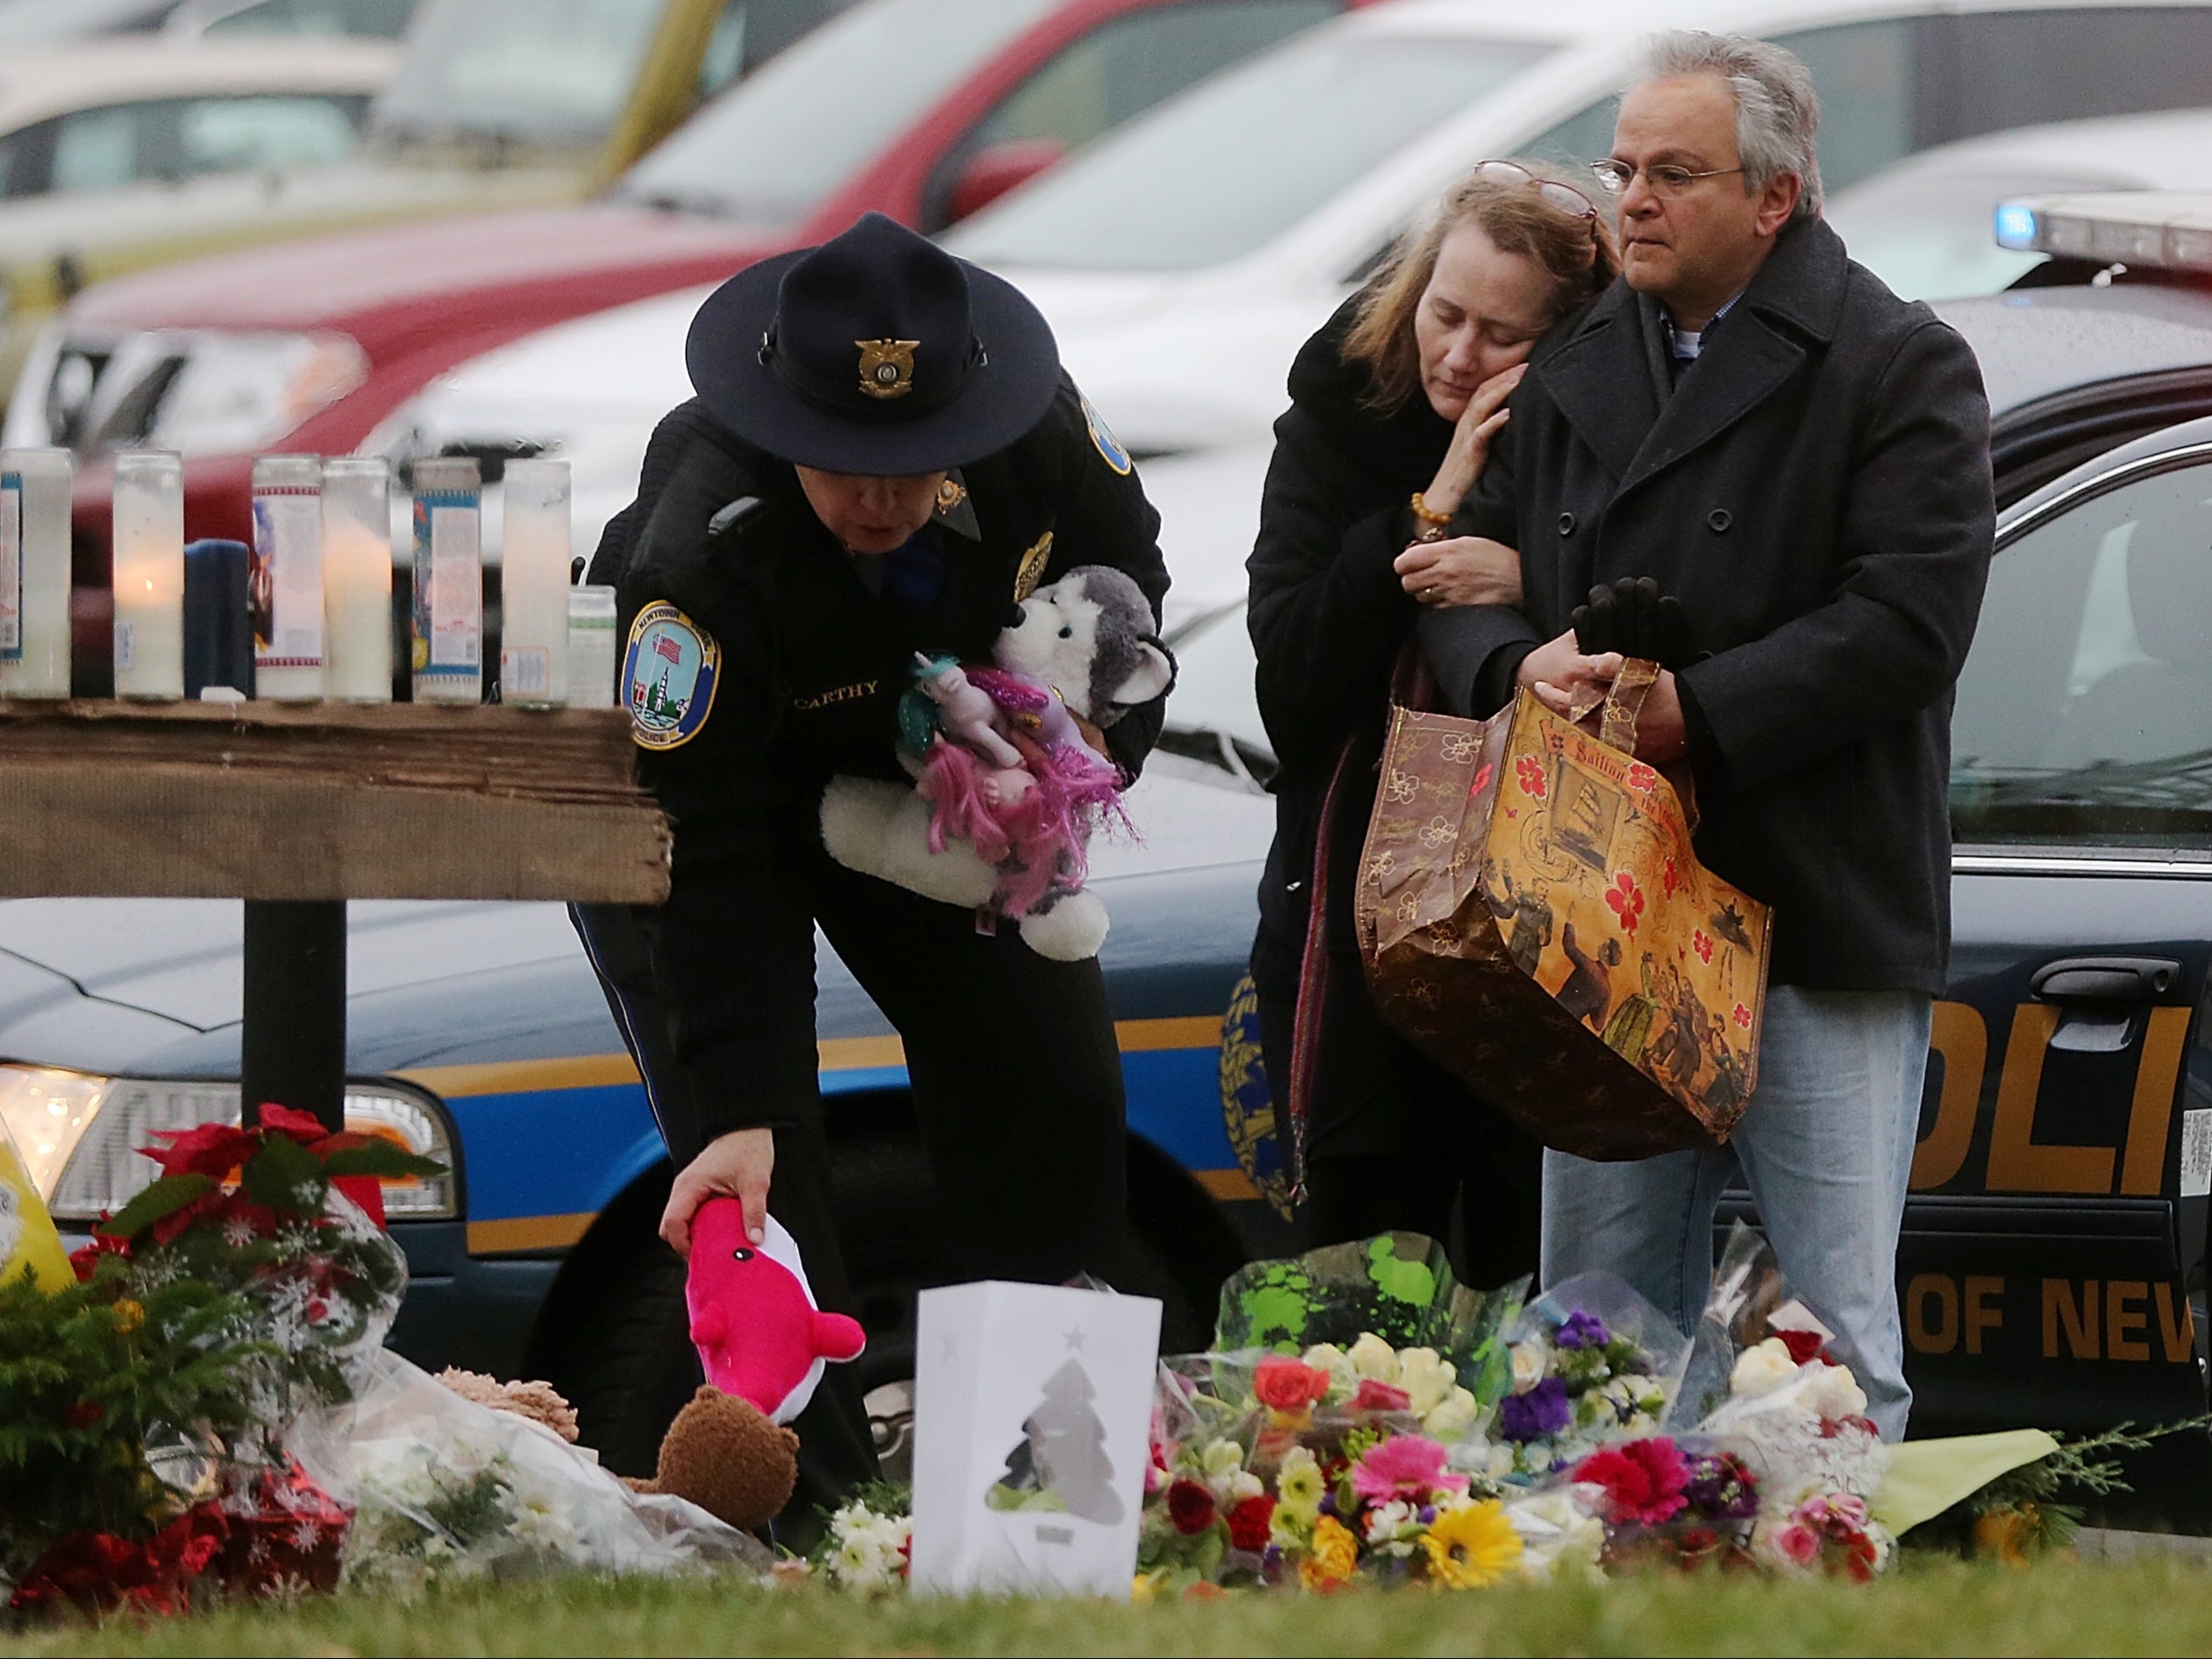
[550,1230,703,1480]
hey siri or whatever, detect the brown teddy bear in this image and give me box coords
[431,1365,799,1535]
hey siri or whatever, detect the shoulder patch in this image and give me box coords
[623,601,720,750]
[1081,394,1132,476]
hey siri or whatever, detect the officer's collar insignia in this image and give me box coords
[856,338,920,401]
[933,471,979,539]
[1081,394,1132,476]
[1013,530,1054,603]
[623,601,721,751]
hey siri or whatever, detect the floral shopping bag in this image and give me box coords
[1355,657,1773,1159]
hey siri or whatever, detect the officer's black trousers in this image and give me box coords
[575,849,1128,1542]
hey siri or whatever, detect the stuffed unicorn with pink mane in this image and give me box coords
[819,565,1174,960]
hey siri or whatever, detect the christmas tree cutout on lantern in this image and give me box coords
[987,1356,1123,1524]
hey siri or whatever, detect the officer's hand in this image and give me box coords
[661,1127,774,1258]
[1394,536,1522,607]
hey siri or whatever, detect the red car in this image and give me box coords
[7,0,1367,558]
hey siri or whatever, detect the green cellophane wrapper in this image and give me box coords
[1212,1231,1527,1403]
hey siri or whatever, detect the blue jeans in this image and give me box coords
[1539,986,1932,1439]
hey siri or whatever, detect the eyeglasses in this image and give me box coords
[1590,159,1747,197]
[1470,159,1598,222]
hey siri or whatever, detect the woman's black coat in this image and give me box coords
[1247,297,1449,965]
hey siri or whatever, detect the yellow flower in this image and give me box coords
[1421,1499,1523,1590]
[1277,1445,1325,1508]
[1299,1514,1360,1589]
[111,1299,145,1337]
[1132,1569,1167,1604]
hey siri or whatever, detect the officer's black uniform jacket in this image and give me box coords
[587,376,1170,1145]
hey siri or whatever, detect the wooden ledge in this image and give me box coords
[0,700,670,904]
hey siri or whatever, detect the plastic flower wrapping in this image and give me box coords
[1123,1227,1933,1595]
[288,1351,766,1596]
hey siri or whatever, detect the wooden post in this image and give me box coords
[241,900,347,1133]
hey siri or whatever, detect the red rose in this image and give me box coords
[1227,1493,1276,1552]
[1352,1378,1412,1413]
[1165,1478,1217,1535]
[1776,1328,1826,1365]
[1252,1357,1332,1413]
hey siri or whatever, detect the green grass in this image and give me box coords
[8,1558,2212,1657]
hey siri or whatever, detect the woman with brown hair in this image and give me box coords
[1245,160,1619,1284]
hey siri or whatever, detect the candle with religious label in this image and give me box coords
[498,457,571,706]
[0,448,71,698]
[250,454,324,701]
[567,585,618,708]
[112,451,185,701]
[410,456,482,704]
[322,457,392,702]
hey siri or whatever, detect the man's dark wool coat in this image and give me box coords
[1421,216,1996,994]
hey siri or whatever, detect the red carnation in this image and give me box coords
[1571,1436,1691,1527]
[1165,1478,1217,1535]
[1252,1357,1332,1414]
[1776,1328,1826,1365]
[1227,1493,1276,1553]
[1352,1378,1412,1413]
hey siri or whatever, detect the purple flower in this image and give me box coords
[1497,1375,1571,1442]
[1682,1452,1761,1521]
[1556,1310,1611,1350]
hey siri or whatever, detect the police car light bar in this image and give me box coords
[1995,190,2212,273]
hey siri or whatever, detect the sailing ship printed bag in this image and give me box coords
[1354,656,1774,1160]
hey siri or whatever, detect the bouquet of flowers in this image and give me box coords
[1565,1436,1761,1568]
[1489,1276,1685,1480]
[811,1486,912,1594]
[293,1350,766,1595]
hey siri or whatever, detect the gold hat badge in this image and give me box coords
[856,338,919,400]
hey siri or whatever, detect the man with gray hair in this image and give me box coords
[1420,30,1994,1436]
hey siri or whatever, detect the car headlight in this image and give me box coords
[144,331,368,457]
[0,1066,458,1223]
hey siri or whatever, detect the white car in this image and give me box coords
[0,0,417,41]
[363,0,2212,567]
[1826,106,2212,301]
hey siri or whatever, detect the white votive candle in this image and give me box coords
[411,456,481,704]
[568,585,618,708]
[250,454,323,701]
[499,457,570,707]
[112,451,184,701]
[0,448,72,698]
[322,456,392,702]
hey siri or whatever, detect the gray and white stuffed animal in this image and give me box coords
[819,565,1175,960]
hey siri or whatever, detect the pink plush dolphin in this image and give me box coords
[686,1199,866,1425]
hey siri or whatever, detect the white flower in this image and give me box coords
[1422,1385,1479,1440]
[1508,1341,1546,1396]
[1505,1489,1605,1583]
[1802,1361,1869,1424]
[1397,1348,1455,1415]
[1227,1469,1265,1504]
[1482,1441,1518,1483]
[1199,1437,1245,1499]
[1730,1337,1798,1397]
[1364,1499,1422,1557]
[1301,1343,1358,1398]
[1347,1332,1400,1384]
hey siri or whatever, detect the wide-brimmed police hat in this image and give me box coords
[686,212,1061,475]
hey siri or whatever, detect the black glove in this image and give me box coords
[1571,576,1694,668]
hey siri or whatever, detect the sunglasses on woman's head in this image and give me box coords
[1470,159,1599,222]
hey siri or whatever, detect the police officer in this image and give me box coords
[576,213,1171,1528]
